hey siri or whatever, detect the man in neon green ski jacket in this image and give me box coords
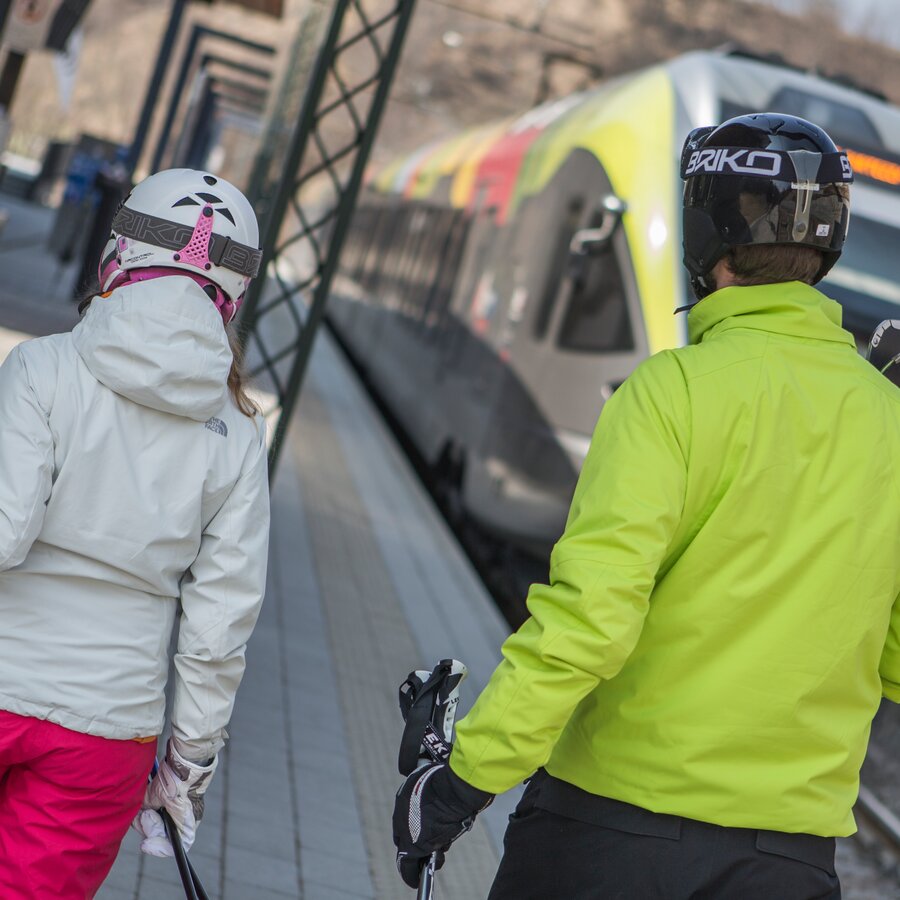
[393,114,900,898]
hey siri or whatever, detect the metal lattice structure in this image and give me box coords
[237,0,418,475]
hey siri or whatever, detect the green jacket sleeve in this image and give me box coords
[450,351,690,794]
[880,592,900,702]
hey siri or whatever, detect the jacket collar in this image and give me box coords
[687,281,856,349]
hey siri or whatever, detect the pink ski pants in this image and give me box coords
[0,710,156,899]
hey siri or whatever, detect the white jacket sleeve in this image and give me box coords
[171,423,270,759]
[0,345,54,571]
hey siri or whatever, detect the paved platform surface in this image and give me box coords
[0,194,516,899]
[92,323,516,899]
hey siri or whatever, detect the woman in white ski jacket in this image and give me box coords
[0,169,270,899]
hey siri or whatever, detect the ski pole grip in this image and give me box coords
[867,319,900,386]
[397,659,467,775]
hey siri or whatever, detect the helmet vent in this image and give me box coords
[197,192,222,203]
[173,196,200,207]
[218,207,236,226]
[203,175,218,186]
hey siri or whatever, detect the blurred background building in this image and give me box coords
[3,0,900,195]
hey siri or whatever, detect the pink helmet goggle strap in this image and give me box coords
[110,205,262,277]
[104,266,241,324]
[98,241,124,289]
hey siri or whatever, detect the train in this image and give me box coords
[329,48,900,559]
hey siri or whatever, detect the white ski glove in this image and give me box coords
[133,738,218,857]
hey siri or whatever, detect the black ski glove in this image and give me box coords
[393,762,493,888]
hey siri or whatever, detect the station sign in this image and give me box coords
[841,146,900,188]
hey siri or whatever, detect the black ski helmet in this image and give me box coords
[681,112,853,300]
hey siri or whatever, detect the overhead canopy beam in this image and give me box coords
[150,22,275,172]
[222,0,284,16]
[200,52,273,83]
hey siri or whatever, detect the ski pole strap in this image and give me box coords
[867,319,900,385]
[397,660,455,776]
[150,760,210,900]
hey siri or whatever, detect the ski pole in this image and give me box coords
[416,853,436,900]
[867,319,900,386]
[398,658,469,900]
[150,760,211,900]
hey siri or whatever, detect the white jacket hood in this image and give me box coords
[72,276,232,421]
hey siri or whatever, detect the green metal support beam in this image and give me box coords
[237,0,418,478]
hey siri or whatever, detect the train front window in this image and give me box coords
[820,215,900,343]
[767,88,883,151]
[720,90,883,154]
[557,237,634,354]
[533,198,584,339]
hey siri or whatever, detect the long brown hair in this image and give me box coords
[226,329,260,418]
[78,288,259,418]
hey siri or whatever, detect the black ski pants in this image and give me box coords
[487,771,841,900]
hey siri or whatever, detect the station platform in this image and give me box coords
[0,195,517,898]
[90,323,517,899]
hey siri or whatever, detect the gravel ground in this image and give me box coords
[863,702,900,813]
[837,702,900,898]
[837,835,900,899]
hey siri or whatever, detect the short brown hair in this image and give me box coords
[723,244,824,287]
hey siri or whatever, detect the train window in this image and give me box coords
[368,202,403,302]
[425,212,470,333]
[769,87,882,150]
[533,198,584,339]
[421,210,458,328]
[400,206,438,321]
[348,206,374,282]
[557,231,634,354]
[720,90,883,152]
[412,209,452,326]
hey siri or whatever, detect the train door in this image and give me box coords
[521,158,646,420]
[464,148,648,553]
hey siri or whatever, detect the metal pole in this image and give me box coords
[265,0,418,468]
[184,80,217,169]
[126,0,189,174]
[238,0,354,334]
[0,50,25,110]
[244,3,326,212]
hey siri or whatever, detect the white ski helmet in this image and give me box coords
[98,168,262,323]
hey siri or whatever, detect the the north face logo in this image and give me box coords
[205,417,228,437]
